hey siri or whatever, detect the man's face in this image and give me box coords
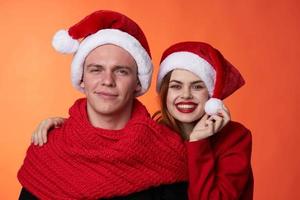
[81,44,140,122]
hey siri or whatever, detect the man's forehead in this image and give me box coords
[84,44,138,69]
[87,44,134,58]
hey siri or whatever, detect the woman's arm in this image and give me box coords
[187,122,253,200]
[31,117,65,146]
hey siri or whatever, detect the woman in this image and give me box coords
[30,42,253,200]
[156,41,253,200]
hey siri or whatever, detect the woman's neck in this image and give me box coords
[179,122,196,138]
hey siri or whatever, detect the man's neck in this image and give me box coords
[86,102,133,130]
[91,115,130,130]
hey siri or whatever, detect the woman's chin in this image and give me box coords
[174,115,201,124]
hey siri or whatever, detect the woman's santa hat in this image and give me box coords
[156,41,245,115]
[52,10,153,96]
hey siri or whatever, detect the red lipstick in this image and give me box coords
[175,102,197,113]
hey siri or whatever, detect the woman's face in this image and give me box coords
[166,69,209,124]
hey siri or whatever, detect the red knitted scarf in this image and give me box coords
[18,98,188,200]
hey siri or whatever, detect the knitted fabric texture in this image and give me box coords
[18,98,188,200]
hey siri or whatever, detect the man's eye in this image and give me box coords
[116,69,129,75]
[89,67,101,72]
[90,69,99,72]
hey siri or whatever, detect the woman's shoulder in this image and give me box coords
[222,121,251,137]
[212,121,252,151]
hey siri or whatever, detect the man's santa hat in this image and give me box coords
[52,10,152,96]
[156,41,245,115]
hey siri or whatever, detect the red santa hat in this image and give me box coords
[156,41,245,115]
[52,10,152,96]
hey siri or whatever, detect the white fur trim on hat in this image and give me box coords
[204,98,224,115]
[71,29,153,96]
[52,29,79,54]
[157,52,216,96]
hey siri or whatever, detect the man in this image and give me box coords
[80,44,141,130]
[18,10,188,199]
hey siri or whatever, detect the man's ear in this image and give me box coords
[136,77,142,92]
[80,64,85,89]
[135,83,142,93]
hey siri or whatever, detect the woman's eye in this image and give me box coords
[169,84,181,89]
[192,85,204,89]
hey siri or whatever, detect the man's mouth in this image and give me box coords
[95,91,118,99]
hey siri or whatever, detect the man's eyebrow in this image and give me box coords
[85,64,103,68]
[114,66,134,71]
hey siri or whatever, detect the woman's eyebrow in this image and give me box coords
[169,80,182,84]
[191,80,204,84]
[169,80,204,84]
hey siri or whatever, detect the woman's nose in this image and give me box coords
[181,87,192,99]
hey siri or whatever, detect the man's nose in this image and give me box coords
[101,71,116,87]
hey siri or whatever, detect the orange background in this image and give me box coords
[0,0,299,199]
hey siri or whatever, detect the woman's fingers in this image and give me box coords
[208,114,224,133]
[31,117,65,146]
[205,119,214,136]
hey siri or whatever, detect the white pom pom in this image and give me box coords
[204,98,224,115]
[52,29,79,54]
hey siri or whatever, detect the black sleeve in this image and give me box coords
[103,182,188,200]
[159,182,188,200]
[19,188,38,200]
[19,183,188,200]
